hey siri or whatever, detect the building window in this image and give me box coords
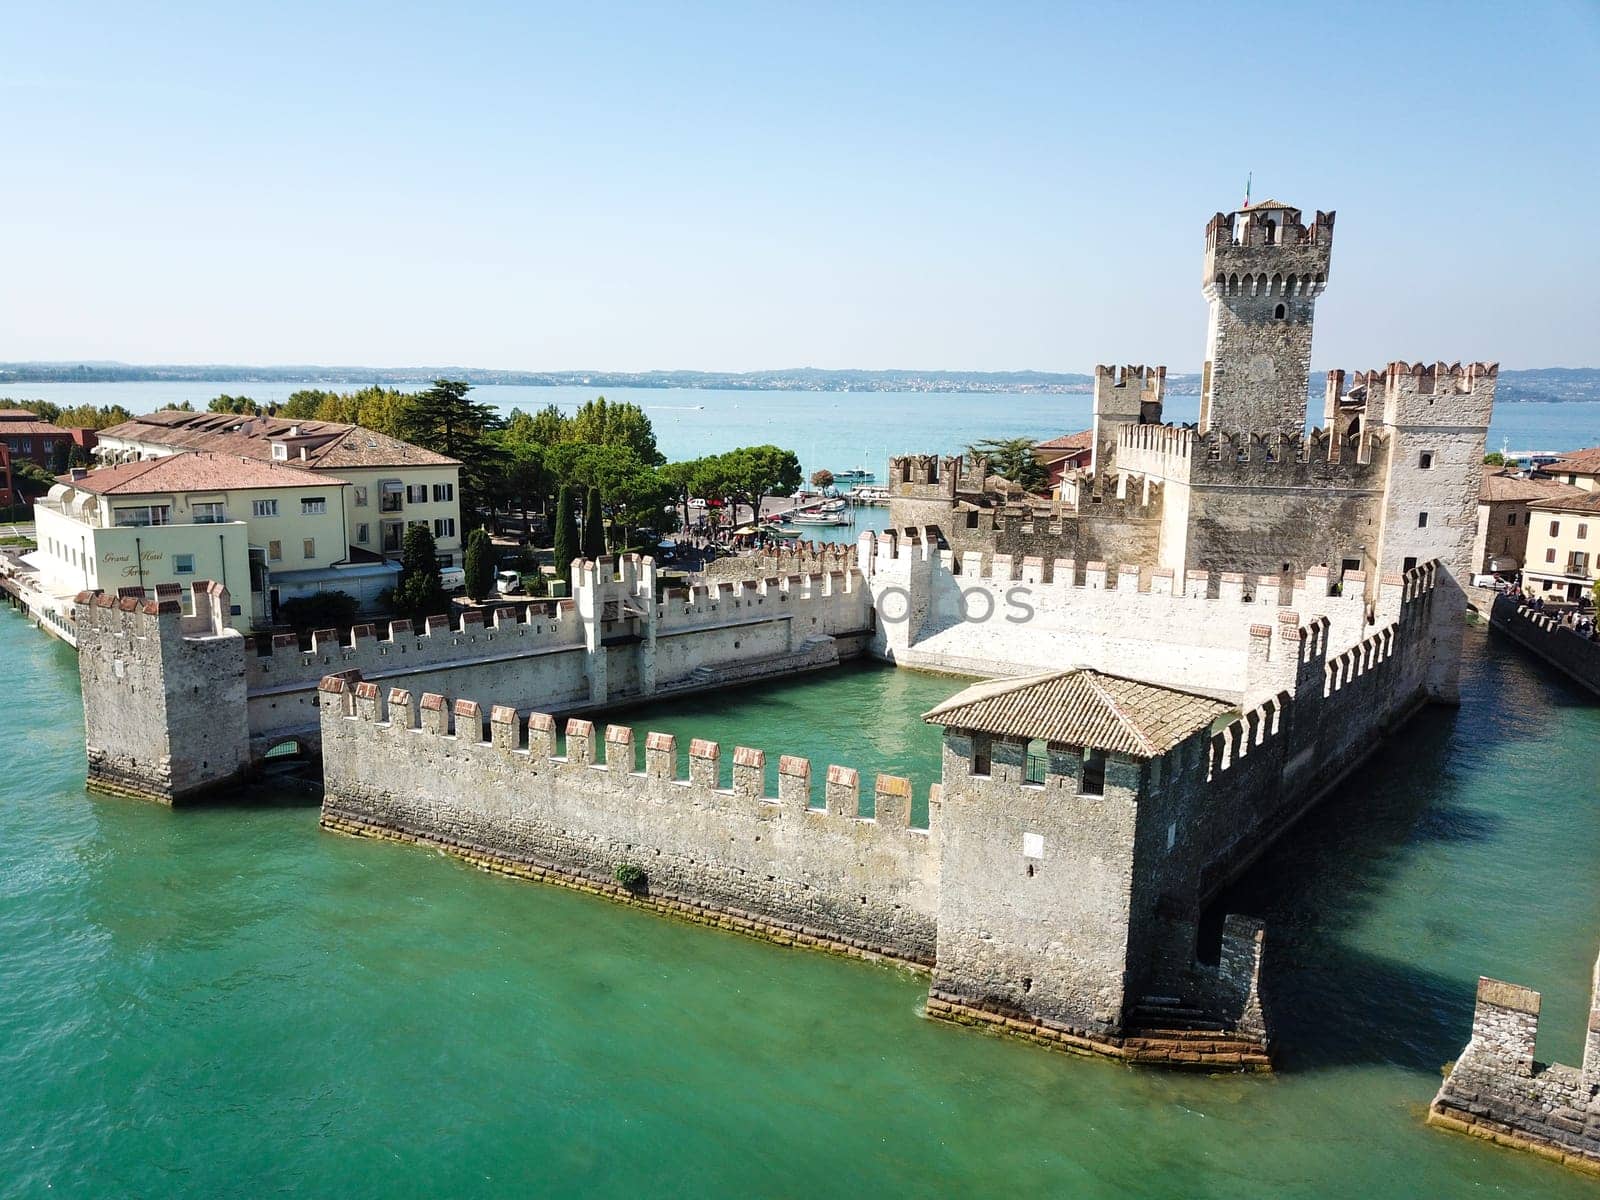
[112,504,172,527]
[301,497,327,515]
[271,443,288,461]
[1273,303,1286,320]
[268,540,282,562]
[971,734,991,777]
[1546,548,1557,564]
[380,481,403,513]
[1403,556,1418,572]
[1081,748,1106,796]
[303,538,316,560]
[1417,512,1428,528]
[353,486,368,507]
[252,499,279,518]
[1569,552,1590,575]
[432,482,454,502]
[356,523,370,544]
[174,553,195,575]
[1506,512,1517,526]
[1580,524,1589,540]
[192,501,226,523]
[1418,451,1434,470]
[1551,521,1561,537]
[406,483,428,504]
[381,521,403,553]
[434,517,456,539]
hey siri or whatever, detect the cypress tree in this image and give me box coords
[583,486,606,559]
[464,528,493,601]
[393,523,447,620]
[553,485,579,588]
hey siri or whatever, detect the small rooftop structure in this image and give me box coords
[58,451,350,495]
[923,668,1232,758]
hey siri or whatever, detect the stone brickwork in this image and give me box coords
[1489,594,1600,697]
[1200,205,1333,437]
[1429,961,1600,1178]
[74,581,250,803]
[318,677,940,964]
[701,541,855,583]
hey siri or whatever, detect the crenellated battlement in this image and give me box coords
[1094,364,1167,399]
[1204,206,1335,251]
[320,674,934,833]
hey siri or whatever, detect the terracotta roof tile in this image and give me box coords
[923,668,1231,758]
[1544,448,1600,477]
[98,412,459,470]
[1479,472,1585,504]
[1034,430,1093,452]
[1528,490,1600,515]
[61,451,349,495]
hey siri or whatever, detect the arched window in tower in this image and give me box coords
[1271,273,1283,296]
[1228,273,1239,295]
[1286,273,1297,296]
[1263,217,1277,245]
[1274,303,1287,321]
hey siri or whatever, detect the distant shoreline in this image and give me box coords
[1,363,1596,403]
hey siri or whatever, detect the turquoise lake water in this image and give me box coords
[3,605,1599,1198]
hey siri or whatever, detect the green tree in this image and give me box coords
[67,444,92,469]
[569,396,664,465]
[707,445,802,523]
[392,524,447,620]
[583,486,606,559]
[553,485,580,587]
[208,394,262,415]
[966,437,1048,494]
[400,379,502,517]
[1483,451,1507,466]
[49,441,72,475]
[464,528,494,601]
[158,400,196,413]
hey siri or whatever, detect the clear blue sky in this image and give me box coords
[4,1,1597,372]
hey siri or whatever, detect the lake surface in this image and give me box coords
[8,380,1599,486]
[2,606,1598,1198]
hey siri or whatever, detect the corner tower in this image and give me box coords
[1200,202,1334,437]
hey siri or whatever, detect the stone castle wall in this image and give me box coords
[1488,595,1600,698]
[1429,966,1600,1178]
[318,678,940,963]
[74,558,876,801]
[861,530,1372,702]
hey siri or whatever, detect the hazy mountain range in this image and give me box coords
[1,362,1596,403]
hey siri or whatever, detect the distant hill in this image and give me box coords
[0,361,1595,401]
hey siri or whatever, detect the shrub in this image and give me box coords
[277,590,360,631]
[614,863,648,894]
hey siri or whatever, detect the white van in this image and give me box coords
[438,565,466,592]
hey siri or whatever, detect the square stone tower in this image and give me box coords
[1200,203,1335,437]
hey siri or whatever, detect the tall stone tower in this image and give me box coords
[1199,202,1335,436]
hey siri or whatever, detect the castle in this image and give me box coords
[68,201,1495,1076]
[889,202,1495,596]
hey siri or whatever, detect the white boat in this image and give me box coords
[833,467,875,483]
[789,512,851,527]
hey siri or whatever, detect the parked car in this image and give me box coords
[438,565,466,592]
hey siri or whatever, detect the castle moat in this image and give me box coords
[2,603,1597,1198]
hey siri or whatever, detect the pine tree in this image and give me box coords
[583,486,606,559]
[393,524,447,620]
[464,528,493,601]
[553,485,579,588]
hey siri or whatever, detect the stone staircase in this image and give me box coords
[1122,994,1270,1069]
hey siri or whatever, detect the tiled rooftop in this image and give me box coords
[60,452,349,495]
[924,668,1232,758]
[1480,472,1584,504]
[98,411,459,470]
